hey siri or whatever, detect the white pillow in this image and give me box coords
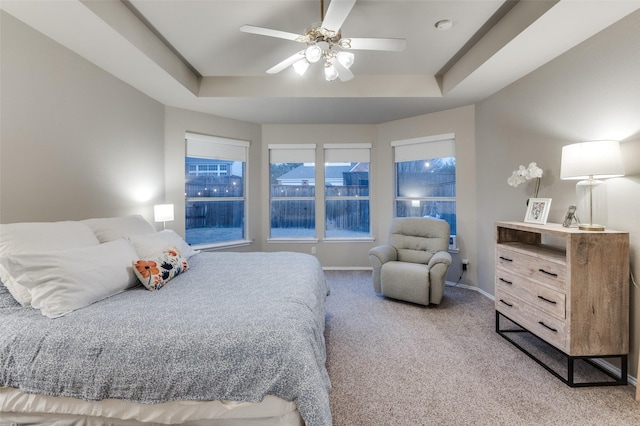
[0,221,99,257]
[0,273,31,307]
[82,215,156,243]
[127,230,200,259]
[0,239,139,318]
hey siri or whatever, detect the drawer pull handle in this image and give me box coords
[499,299,513,307]
[499,278,513,285]
[537,295,557,305]
[538,269,558,277]
[499,256,513,262]
[538,321,558,333]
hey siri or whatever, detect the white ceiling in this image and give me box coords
[2,0,639,124]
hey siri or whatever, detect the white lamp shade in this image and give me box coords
[560,140,624,180]
[305,45,323,63]
[292,58,310,76]
[324,63,339,81]
[337,51,355,69]
[154,204,174,222]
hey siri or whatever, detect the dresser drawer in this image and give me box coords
[496,245,566,291]
[495,269,566,320]
[496,290,567,352]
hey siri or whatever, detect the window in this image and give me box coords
[185,133,249,247]
[324,144,371,238]
[392,134,456,236]
[269,144,316,239]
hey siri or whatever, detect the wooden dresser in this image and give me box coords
[494,221,629,386]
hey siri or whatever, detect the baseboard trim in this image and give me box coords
[322,266,372,271]
[446,281,495,300]
[591,359,638,387]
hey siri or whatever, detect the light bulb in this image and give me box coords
[337,51,355,69]
[292,59,310,76]
[305,45,323,63]
[324,62,338,81]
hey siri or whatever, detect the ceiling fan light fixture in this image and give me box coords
[336,51,355,69]
[242,0,407,83]
[324,62,339,81]
[292,58,310,76]
[305,45,323,63]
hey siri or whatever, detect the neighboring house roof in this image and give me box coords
[277,163,366,183]
[350,163,369,173]
[277,165,316,181]
[325,165,355,180]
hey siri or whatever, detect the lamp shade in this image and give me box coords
[560,140,624,180]
[324,62,339,81]
[337,51,355,69]
[305,45,323,63]
[154,204,174,222]
[292,58,310,76]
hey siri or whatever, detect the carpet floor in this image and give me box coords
[323,270,640,426]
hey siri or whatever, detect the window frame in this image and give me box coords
[323,143,373,241]
[391,133,457,242]
[268,144,318,242]
[184,132,250,250]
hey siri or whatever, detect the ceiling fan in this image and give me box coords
[240,0,406,82]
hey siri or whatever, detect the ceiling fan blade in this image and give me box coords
[334,62,354,82]
[240,25,303,42]
[322,0,357,32]
[342,37,407,52]
[266,50,306,74]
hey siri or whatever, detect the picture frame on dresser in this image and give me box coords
[524,198,552,224]
[562,205,577,227]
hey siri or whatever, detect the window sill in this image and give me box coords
[267,238,319,244]
[323,237,375,243]
[193,240,252,251]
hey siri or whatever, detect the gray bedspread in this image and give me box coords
[0,251,332,426]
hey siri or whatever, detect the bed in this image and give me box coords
[0,216,331,425]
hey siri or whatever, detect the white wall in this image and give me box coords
[0,12,165,224]
[475,10,640,378]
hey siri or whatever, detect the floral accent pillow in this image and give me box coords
[133,247,188,291]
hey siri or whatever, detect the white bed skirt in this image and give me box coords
[0,387,304,425]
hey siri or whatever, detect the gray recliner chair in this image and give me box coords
[369,217,452,306]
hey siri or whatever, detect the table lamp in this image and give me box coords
[154,204,174,229]
[560,141,624,231]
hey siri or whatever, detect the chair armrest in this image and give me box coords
[368,245,397,294]
[428,251,452,268]
[368,245,398,265]
[428,251,453,304]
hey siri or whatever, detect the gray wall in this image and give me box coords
[378,106,477,288]
[259,112,475,283]
[163,106,262,251]
[0,12,165,224]
[476,10,640,378]
[260,124,378,265]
